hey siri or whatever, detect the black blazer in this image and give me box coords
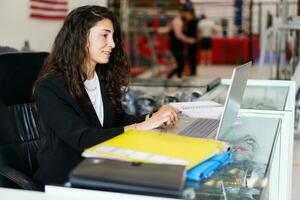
[33,74,145,185]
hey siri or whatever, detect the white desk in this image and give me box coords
[0,186,179,200]
[0,187,45,200]
[201,79,295,200]
[0,80,295,200]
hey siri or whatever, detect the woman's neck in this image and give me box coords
[86,62,96,80]
[86,69,95,80]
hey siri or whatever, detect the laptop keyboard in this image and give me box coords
[179,118,220,138]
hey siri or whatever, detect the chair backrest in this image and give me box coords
[0,52,49,188]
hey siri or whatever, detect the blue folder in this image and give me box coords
[186,152,232,181]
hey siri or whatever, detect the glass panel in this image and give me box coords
[125,86,208,115]
[125,78,219,116]
[201,85,289,111]
[242,86,289,110]
[130,78,218,88]
[182,115,281,200]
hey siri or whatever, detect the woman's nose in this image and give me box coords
[108,37,115,48]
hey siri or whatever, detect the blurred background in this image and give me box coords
[1,0,299,80]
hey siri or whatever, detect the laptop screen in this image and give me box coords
[216,61,252,138]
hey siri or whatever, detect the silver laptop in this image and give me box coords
[163,61,252,139]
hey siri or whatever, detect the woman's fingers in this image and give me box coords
[171,110,179,122]
[143,105,179,130]
[161,110,178,127]
[158,104,179,114]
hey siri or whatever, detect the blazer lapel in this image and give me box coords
[53,77,96,127]
[81,91,102,129]
[81,77,115,129]
[62,88,102,128]
[51,75,103,129]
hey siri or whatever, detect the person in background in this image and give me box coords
[186,8,199,77]
[32,5,179,186]
[21,40,32,52]
[167,6,195,79]
[221,18,228,37]
[197,14,217,65]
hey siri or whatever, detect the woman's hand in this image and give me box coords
[142,104,179,130]
[152,104,179,125]
[125,105,179,131]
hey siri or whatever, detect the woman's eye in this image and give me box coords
[101,34,108,38]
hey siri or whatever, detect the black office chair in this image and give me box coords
[0,52,49,191]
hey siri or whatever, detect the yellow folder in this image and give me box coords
[82,130,224,170]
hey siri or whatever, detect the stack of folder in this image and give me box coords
[77,130,232,196]
[82,129,226,170]
[69,158,186,198]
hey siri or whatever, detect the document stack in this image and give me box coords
[75,129,231,197]
[82,129,225,170]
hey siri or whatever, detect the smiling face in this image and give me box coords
[86,19,115,68]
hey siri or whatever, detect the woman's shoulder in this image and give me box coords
[37,74,64,84]
[36,74,67,91]
[34,73,72,102]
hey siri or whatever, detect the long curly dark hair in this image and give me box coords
[33,5,130,112]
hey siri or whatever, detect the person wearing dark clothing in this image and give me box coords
[33,74,146,184]
[186,10,199,76]
[167,30,185,79]
[167,8,195,79]
[33,5,179,186]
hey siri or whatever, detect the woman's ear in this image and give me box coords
[85,35,91,55]
[86,31,91,48]
[86,37,90,48]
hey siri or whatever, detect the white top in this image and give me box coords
[197,18,216,37]
[84,73,104,125]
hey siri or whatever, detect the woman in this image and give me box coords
[33,5,178,185]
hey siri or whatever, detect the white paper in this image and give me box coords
[170,101,224,119]
[82,145,189,166]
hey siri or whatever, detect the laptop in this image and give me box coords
[164,61,252,139]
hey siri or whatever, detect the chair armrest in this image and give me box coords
[0,165,43,191]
